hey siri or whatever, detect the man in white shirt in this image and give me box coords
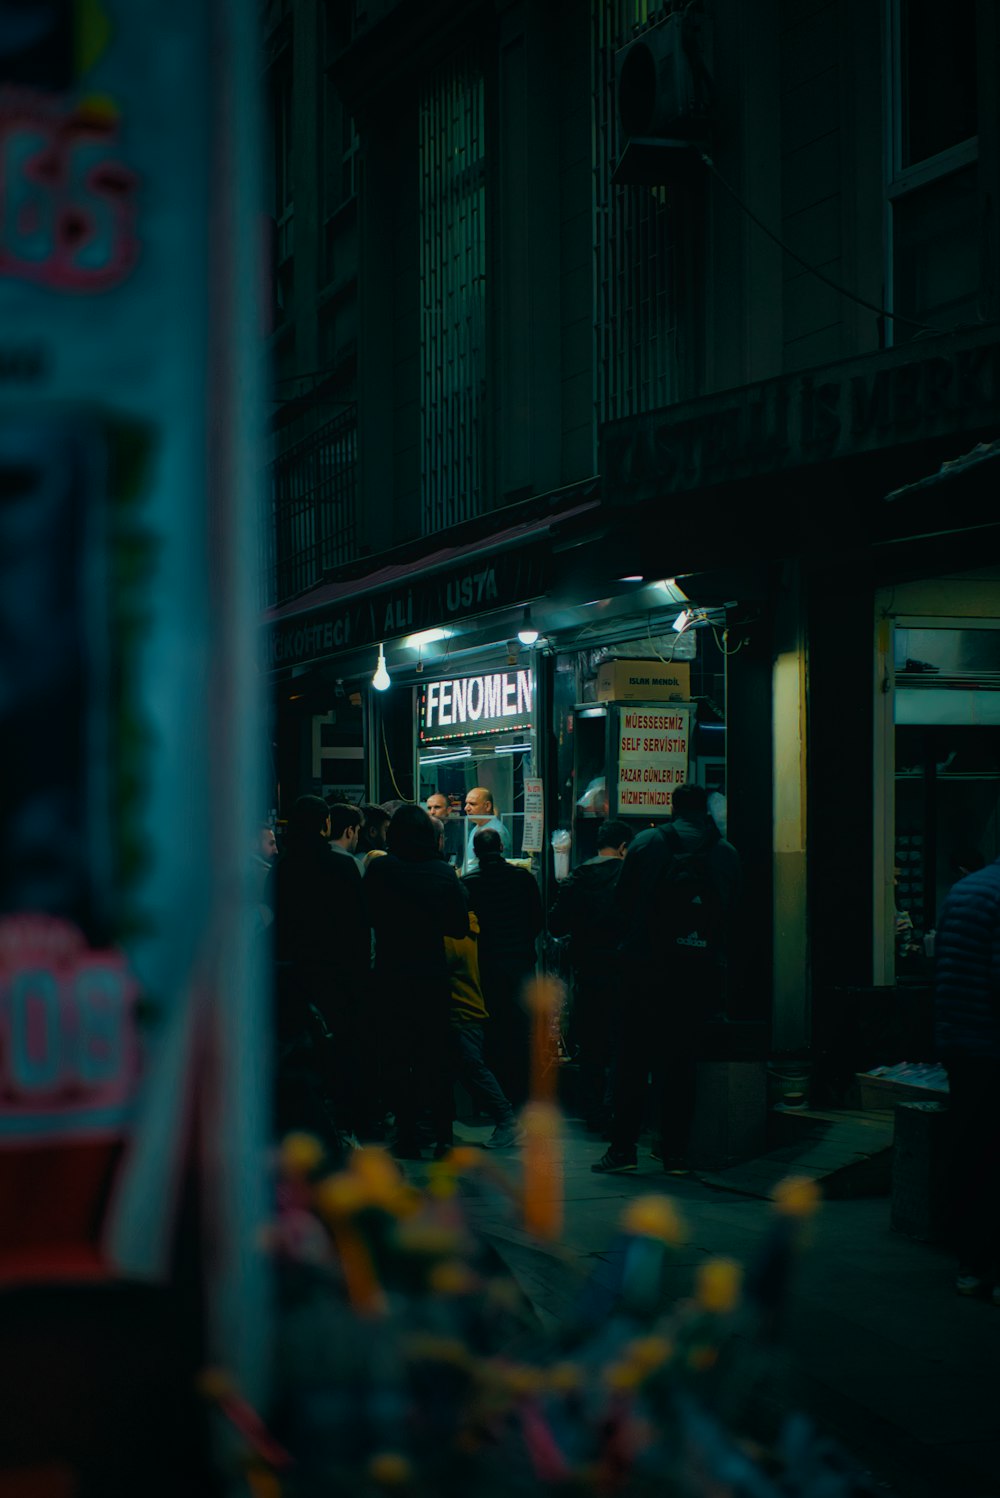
[463,786,510,875]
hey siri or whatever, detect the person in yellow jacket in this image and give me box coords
[445,909,521,1149]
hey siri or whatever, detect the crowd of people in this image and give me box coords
[255,778,1000,1299]
[260,788,542,1163]
[255,780,741,1174]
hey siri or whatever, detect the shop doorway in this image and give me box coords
[876,607,1000,986]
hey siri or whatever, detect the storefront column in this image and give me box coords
[772,563,809,1051]
[872,601,896,986]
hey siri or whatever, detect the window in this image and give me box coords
[268,59,294,315]
[321,3,359,223]
[418,49,487,533]
[592,1,679,421]
[886,0,981,343]
[269,407,359,604]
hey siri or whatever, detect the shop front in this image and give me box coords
[417,663,541,869]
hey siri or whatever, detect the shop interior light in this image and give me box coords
[419,748,472,764]
[517,608,539,646]
[406,627,450,649]
[495,743,532,755]
[372,643,391,691]
[618,575,644,582]
[659,577,691,606]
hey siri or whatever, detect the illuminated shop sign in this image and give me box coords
[420,669,534,743]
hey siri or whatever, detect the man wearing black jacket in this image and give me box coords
[463,828,542,1106]
[268,796,370,1146]
[549,819,632,1129]
[592,783,740,1175]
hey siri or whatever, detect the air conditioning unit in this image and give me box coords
[617,11,712,139]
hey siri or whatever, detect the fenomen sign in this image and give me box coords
[420,668,534,743]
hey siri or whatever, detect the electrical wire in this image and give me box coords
[647,611,687,663]
[380,716,412,803]
[700,153,948,336]
[712,623,745,657]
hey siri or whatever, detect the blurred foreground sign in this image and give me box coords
[0,0,267,1384]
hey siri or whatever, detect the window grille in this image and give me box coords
[419,50,487,534]
[272,64,295,265]
[884,0,981,345]
[592,1,678,422]
[263,405,358,606]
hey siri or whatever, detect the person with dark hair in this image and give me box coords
[267,795,370,1149]
[365,804,469,1159]
[463,828,543,1106]
[326,799,363,857]
[357,804,390,870]
[445,908,521,1149]
[549,819,633,1130]
[592,780,741,1175]
[251,824,278,933]
[934,847,1000,1301]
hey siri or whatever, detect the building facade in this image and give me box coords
[261,0,1000,1081]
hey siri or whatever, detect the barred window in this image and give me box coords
[419,50,487,533]
[592,1,678,421]
[264,406,358,606]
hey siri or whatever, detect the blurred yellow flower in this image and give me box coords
[773,1175,822,1217]
[603,1360,643,1392]
[503,1363,547,1395]
[279,1132,324,1178]
[695,1257,742,1313]
[626,1335,673,1371]
[350,1146,403,1196]
[394,1219,465,1257]
[428,1259,478,1296]
[314,1174,367,1220]
[548,1361,583,1392]
[448,1146,483,1172]
[368,1451,413,1486]
[621,1195,688,1244]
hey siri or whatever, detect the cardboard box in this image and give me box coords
[595,658,690,702]
[856,1072,946,1110]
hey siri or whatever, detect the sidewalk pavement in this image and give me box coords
[431,1118,1000,1498]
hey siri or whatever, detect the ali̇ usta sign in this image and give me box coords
[420,668,534,743]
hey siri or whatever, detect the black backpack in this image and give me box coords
[643,826,723,960]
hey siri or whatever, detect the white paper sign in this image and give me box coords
[616,705,691,815]
[522,776,544,853]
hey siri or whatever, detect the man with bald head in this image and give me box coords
[463,786,510,875]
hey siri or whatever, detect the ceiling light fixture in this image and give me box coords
[372,643,391,691]
[517,608,539,646]
[406,627,450,649]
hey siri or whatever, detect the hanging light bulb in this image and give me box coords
[372,643,391,691]
[517,607,539,646]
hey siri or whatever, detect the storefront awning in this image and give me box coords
[884,438,1000,504]
[261,489,601,674]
